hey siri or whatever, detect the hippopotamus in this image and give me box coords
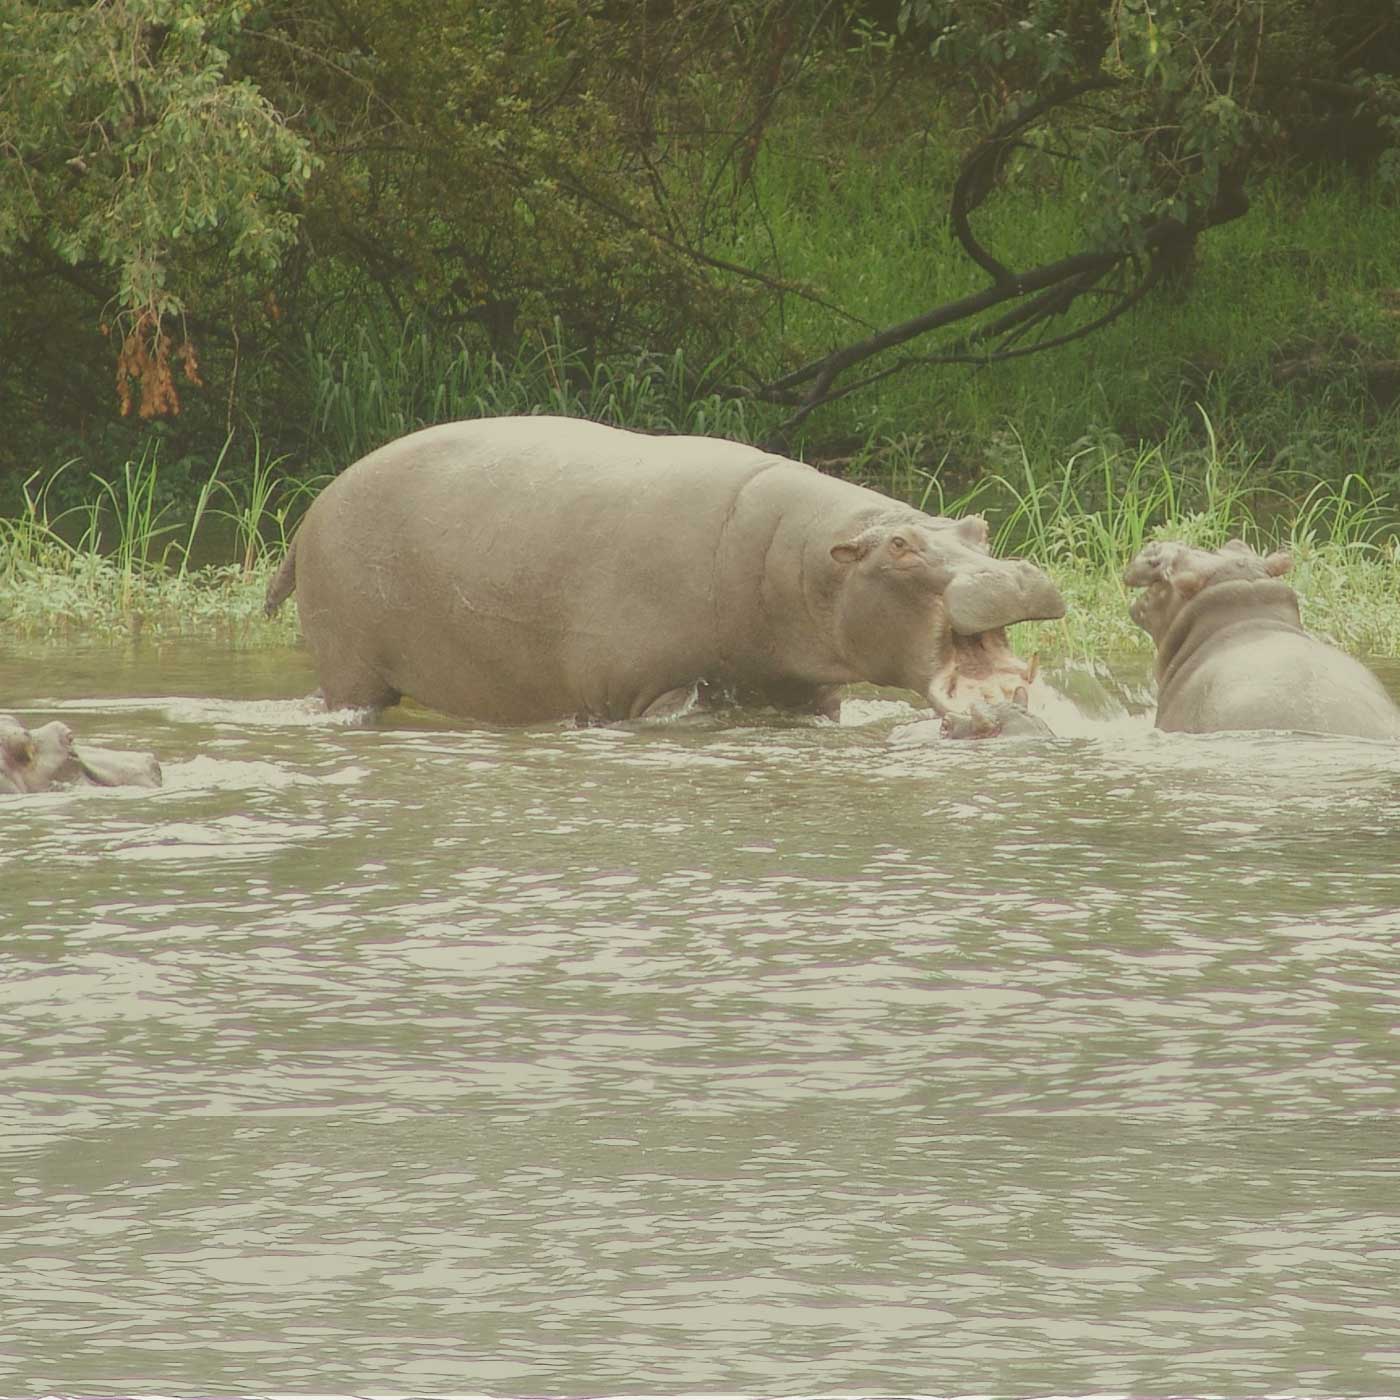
[0,714,162,794]
[265,416,1066,726]
[939,693,1056,740]
[1123,539,1400,738]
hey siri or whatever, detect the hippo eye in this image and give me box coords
[891,535,908,551]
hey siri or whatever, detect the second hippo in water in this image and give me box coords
[0,714,163,795]
[266,416,1066,726]
[939,694,1056,740]
[1123,539,1400,739]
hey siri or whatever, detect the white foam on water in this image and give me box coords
[34,693,376,727]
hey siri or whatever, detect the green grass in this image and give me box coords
[7,420,1400,663]
[304,318,776,474]
[0,447,304,640]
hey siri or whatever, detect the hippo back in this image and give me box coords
[289,417,919,722]
[1159,627,1400,739]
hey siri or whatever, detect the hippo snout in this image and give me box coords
[943,560,1066,636]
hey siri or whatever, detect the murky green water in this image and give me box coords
[3,640,1399,1395]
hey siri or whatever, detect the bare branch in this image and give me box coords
[741,77,1251,440]
[949,77,1120,284]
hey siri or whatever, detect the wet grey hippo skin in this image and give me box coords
[0,714,162,794]
[1124,539,1400,738]
[893,691,1055,746]
[940,692,1055,741]
[266,416,1066,725]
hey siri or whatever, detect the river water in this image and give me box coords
[3,639,1399,1396]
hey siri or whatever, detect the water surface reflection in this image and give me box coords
[2,642,1398,1393]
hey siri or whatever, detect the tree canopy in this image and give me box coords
[2,0,1397,474]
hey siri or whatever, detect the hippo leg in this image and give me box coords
[749,680,843,720]
[813,685,844,721]
[640,684,704,720]
[309,652,402,714]
[321,680,402,714]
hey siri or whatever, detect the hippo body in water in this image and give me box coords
[266,416,1065,726]
[939,697,1055,740]
[888,692,1056,747]
[0,715,162,794]
[1124,540,1400,739]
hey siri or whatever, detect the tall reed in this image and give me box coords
[304,317,769,473]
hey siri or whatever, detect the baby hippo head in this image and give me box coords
[828,513,1065,716]
[0,715,81,794]
[0,713,161,795]
[1123,539,1292,643]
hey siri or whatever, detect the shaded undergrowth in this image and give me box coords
[305,320,771,474]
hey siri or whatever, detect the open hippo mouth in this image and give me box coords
[926,626,1039,715]
[925,564,1063,716]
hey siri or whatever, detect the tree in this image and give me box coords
[0,0,314,428]
[3,1,1397,480]
[0,0,799,474]
[741,0,1400,436]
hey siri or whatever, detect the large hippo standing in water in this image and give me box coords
[265,416,1065,725]
[0,714,162,794]
[1124,539,1400,738]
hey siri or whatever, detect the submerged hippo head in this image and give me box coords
[1124,539,1293,645]
[827,514,1065,716]
[0,714,162,795]
[940,692,1056,741]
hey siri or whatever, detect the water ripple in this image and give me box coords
[2,652,1399,1393]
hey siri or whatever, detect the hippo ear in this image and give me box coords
[1170,567,1209,598]
[1264,550,1293,577]
[956,515,989,550]
[1,731,33,766]
[830,535,872,564]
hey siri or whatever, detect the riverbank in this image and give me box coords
[6,428,1400,662]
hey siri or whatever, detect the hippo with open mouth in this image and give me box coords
[266,416,1065,726]
[1124,538,1400,738]
[0,714,162,795]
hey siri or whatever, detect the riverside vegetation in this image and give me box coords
[4,2,1399,666]
[6,174,1400,662]
[7,397,1400,667]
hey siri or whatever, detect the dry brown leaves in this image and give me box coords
[110,310,205,419]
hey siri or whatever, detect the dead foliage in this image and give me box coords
[109,310,204,419]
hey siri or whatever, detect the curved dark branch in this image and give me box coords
[762,260,1160,441]
[750,130,1250,439]
[949,77,1121,285]
[762,244,1119,399]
